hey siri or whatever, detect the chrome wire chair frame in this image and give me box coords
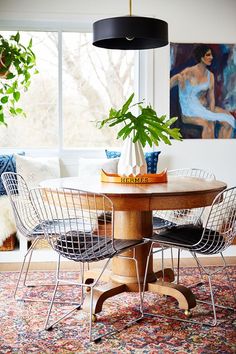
[143,186,236,326]
[153,168,216,230]
[153,168,216,282]
[30,187,146,343]
[1,172,63,302]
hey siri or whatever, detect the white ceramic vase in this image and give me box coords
[117,137,147,176]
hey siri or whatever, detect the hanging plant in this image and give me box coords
[0,32,38,126]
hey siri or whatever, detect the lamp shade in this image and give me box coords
[93,16,168,50]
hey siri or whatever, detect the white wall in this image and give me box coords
[152,0,236,187]
[0,0,235,186]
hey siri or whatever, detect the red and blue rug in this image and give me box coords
[0,266,235,353]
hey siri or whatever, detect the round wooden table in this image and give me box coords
[41,175,226,313]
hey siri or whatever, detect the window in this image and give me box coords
[0,30,136,149]
[62,33,135,148]
[0,31,58,148]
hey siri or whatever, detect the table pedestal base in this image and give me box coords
[82,281,127,314]
[148,280,196,310]
[83,266,196,315]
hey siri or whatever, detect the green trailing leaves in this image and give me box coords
[97,93,182,147]
[13,91,20,102]
[1,96,8,104]
[0,31,38,125]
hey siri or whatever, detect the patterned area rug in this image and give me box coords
[0,266,235,353]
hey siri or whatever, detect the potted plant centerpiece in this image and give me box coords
[0,32,38,126]
[97,93,182,176]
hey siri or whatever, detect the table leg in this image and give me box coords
[111,211,156,291]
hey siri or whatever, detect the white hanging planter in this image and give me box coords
[118,137,147,176]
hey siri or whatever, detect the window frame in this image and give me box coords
[0,20,154,156]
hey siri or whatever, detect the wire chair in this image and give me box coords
[1,172,62,302]
[143,186,236,326]
[153,168,216,281]
[153,168,216,229]
[29,186,146,343]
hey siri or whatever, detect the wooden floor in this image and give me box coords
[1,256,235,271]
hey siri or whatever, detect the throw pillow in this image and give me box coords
[0,153,24,196]
[105,150,161,174]
[15,155,61,189]
[78,157,119,179]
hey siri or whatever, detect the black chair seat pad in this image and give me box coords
[54,232,142,262]
[151,224,225,253]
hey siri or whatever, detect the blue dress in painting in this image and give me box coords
[179,71,236,129]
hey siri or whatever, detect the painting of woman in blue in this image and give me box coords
[170,43,236,139]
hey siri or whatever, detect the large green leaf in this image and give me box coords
[97,92,182,147]
[120,93,134,115]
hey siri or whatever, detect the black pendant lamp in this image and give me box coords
[93,0,168,50]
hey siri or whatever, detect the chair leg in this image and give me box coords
[44,280,60,330]
[207,271,217,326]
[44,272,85,331]
[80,262,85,301]
[191,253,234,325]
[191,253,218,326]
[44,250,144,343]
[220,253,236,304]
[161,246,165,283]
[176,249,181,284]
[44,258,111,339]
[142,243,154,301]
[170,247,174,272]
[194,251,204,281]
[91,252,144,343]
[133,249,143,315]
[22,244,35,287]
[15,242,66,304]
[89,287,94,342]
[56,254,61,278]
[142,248,234,327]
[188,252,205,289]
[14,237,39,300]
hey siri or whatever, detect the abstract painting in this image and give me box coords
[170,43,236,139]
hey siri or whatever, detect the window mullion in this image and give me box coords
[58,30,63,153]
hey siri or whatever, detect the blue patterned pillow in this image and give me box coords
[0,153,24,195]
[105,150,161,174]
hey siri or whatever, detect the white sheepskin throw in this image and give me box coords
[0,196,16,246]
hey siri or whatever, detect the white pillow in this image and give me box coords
[15,155,61,189]
[78,157,119,179]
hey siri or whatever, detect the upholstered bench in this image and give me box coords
[0,154,19,251]
[0,153,61,252]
